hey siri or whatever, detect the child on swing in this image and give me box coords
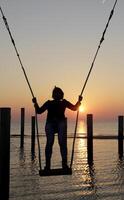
[32,86,82,171]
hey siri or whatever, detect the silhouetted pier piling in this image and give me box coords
[0,108,11,200]
[20,108,25,148]
[118,115,123,158]
[87,114,93,164]
[31,116,35,155]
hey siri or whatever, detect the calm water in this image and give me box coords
[9,120,124,200]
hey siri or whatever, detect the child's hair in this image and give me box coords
[52,86,64,100]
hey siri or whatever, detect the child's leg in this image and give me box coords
[45,122,55,169]
[58,119,68,168]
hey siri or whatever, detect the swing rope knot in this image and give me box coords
[78,95,83,102]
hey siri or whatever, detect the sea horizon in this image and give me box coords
[10,118,119,137]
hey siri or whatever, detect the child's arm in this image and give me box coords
[65,96,83,111]
[32,97,48,114]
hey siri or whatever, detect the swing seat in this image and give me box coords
[39,167,72,176]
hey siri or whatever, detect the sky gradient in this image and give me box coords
[0,0,124,121]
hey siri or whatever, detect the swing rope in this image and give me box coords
[0,6,42,172]
[70,0,118,168]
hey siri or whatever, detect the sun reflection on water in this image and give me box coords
[77,119,86,136]
[75,136,96,196]
[75,119,87,169]
[74,119,96,195]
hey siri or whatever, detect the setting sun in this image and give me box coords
[79,105,85,113]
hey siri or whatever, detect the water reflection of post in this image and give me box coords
[82,164,97,197]
[88,164,95,190]
[87,114,93,165]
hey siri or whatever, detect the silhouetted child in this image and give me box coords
[32,86,82,171]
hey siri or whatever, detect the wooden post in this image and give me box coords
[20,108,25,148]
[87,114,93,165]
[31,116,35,155]
[118,116,123,158]
[0,108,11,200]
